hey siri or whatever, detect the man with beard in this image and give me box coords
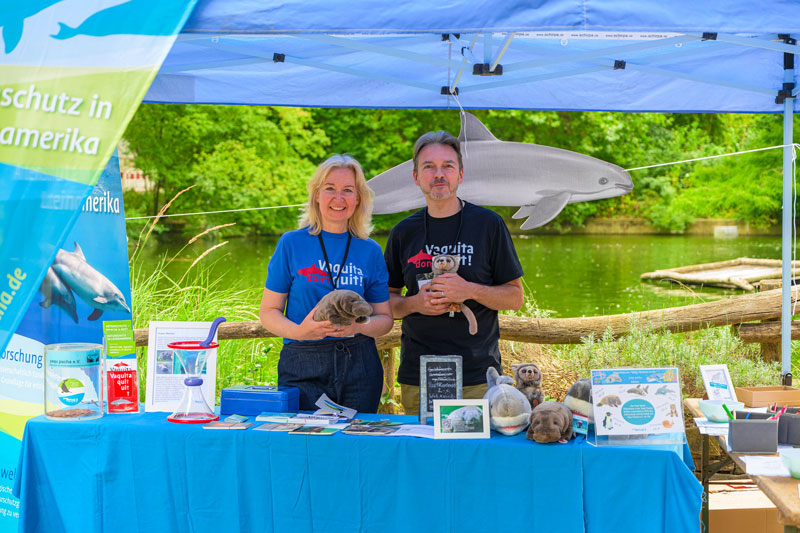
[383,130,524,417]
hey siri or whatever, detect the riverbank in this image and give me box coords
[505,217,781,236]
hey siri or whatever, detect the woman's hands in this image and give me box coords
[260,288,393,341]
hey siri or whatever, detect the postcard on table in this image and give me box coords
[144,321,218,413]
[699,364,737,402]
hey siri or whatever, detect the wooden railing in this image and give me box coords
[133,287,800,359]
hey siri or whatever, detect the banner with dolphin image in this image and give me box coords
[0,153,133,530]
[0,1,197,529]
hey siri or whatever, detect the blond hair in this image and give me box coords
[298,154,374,240]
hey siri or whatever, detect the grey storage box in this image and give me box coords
[728,416,778,454]
[767,406,800,445]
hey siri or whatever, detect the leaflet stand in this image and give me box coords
[589,367,686,449]
[419,355,462,425]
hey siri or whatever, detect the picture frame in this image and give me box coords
[433,398,490,439]
[699,364,737,402]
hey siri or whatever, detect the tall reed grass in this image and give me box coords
[129,193,282,402]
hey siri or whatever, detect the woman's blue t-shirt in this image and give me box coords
[265,228,390,343]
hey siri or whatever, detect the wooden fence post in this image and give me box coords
[379,347,399,414]
[758,279,781,362]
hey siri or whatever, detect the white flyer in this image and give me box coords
[145,321,218,413]
[591,368,683,437]
[699,364,737,402]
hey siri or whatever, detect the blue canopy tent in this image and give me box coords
[147,0,800,379]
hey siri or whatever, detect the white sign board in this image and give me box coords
[591,368,683,438]
[145,321,217,413]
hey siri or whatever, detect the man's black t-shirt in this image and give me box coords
[384,201,523,386]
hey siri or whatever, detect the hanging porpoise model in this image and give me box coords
[369,112,633,229]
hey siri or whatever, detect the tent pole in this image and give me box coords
[781,58,795,384]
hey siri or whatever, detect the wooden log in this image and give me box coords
[739,322,800,343]
[133,287,799,348]
[133,320,277,347]
[496,287,800,344]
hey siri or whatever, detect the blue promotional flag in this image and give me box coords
[0,2,197,530]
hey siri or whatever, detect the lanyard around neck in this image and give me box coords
[423,198,464,251]
[317,232,352,290]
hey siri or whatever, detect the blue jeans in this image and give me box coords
[278,335,384,413]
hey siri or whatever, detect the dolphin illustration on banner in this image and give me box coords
[39,266,78,323]
[49,242,131,321]
[369,112,633,229]
[0,0,65,53]
[51,0,193,40]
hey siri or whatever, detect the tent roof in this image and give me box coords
[145,1,800,113]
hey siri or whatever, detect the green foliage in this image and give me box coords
[123,105,796,236]
[552,321,780,398]
[124,105,329,235]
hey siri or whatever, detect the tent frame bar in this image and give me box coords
[781,44,795,383]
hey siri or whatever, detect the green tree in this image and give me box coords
[123,104,329,234]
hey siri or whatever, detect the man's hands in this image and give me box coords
[411,273,474,316]
[429,273,473,305]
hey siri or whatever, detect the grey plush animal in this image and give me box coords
[483,367,531,436]
[431,254,478,335]
[512,363,544,408]
[526,402,573,443]
[564,378,593,423]
[313,290,373,326]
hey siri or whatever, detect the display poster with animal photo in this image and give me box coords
[590,368,684,441]
[145,322,217,413]
[0,153,132,528]
[699,364,737,402]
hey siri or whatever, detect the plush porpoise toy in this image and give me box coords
[483,368,531,436]
[526,402,573,443]
[564,378,593,424]
[313,290,373,326]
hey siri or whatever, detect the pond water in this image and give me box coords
[132,233,783,318]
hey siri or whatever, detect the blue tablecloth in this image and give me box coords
[13,411,701,533]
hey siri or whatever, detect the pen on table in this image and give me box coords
[722,403,734,420]
[745,412,751,420]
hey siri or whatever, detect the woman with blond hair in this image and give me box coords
[259,155,393,412]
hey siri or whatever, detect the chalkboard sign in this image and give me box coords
[419,355,462,424]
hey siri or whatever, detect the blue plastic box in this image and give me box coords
[220,385,300,416]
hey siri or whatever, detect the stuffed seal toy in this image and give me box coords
[313,290,373,326]
[483,367,531,436]
[526,401,573,443]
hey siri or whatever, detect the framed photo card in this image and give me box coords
[699,364,737,402]
[433,399,490,439]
